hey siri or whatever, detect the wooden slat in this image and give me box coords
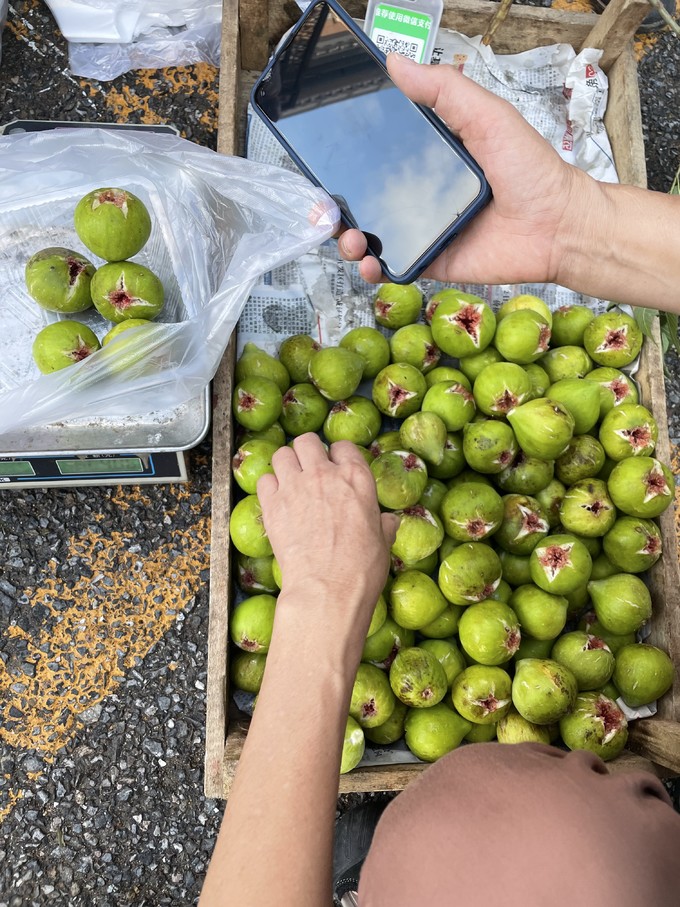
[581,0,651,71]
[216,0,241,157]
[628,719,680,773]
[603,42,648,189]
[240,0,271,71]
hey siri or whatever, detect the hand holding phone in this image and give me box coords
[251,0,491,284]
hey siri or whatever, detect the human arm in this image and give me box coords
[340,53,680,315]
[199,434,398,907]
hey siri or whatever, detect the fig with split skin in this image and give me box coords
[559,692,628,761]
[74,186,152,261]
[32,320,100,373]
[430,290,496,357]
[25,247,95,313]
[374,283,423,329]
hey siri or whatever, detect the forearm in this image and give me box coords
[557,168,680,313]
[199,592,361,907]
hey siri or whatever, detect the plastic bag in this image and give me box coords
[44,0,222,80]
[0,128,339,435]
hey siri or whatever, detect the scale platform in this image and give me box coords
[0,119,210,488]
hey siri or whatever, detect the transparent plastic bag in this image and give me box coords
[0,128,339,434]
[44,0,222,80]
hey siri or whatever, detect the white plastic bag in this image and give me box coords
[0,128,339,434]
[44,0,222,80]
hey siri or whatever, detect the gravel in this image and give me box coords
[0,2,679,905]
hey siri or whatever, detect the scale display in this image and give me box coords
[0,452,186,488]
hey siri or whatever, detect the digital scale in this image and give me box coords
[0,120,210,488]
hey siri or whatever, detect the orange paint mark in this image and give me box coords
[551,0,594,12]
[0,790,23,823]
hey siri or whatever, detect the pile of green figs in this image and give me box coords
[228,285,676,772]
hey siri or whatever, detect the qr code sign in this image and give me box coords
[374,31,423,61]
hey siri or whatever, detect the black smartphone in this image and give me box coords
[250,0,491,284]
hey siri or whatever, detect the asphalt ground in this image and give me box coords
[0,2,679,905]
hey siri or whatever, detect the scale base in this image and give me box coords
[0,451,187,489]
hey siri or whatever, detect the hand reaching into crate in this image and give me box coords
[339,53,680,316]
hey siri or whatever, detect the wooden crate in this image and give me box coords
[204,0,680,799]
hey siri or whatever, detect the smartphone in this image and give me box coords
[250,0,491,284]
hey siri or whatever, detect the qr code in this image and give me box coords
[374,33,419,60]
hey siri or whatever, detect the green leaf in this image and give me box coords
[661,312,680,358]
[632,305,659,341]
[670,165,680,196]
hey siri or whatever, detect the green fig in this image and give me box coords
[589,554,619,581]
[427,433,466,480]
[418,478,448,515]
[493,309,551,364]
[418,639,467,687]
[512,658,578,724]
[350,663,397,727]
[555,434,606,486]
[440,482,504,542]
[340,716,365,773]
[421,380,476,432]
[559,692,628,760]
[391,506,444,566]
[607,457,675,518]
[390,647,448,708]
[546,378,600,434]
[534,479,566,529]
[578,612,636,655]
[588,573,652,634]
[324,395,382,445]
[507,398,574,460]
[493,494,550,555]
[238,422,286,448]
[308,347,364,400]
[374,283,422,328]
[229,494,272,558]
[464,722,498,742]
[230,593,277,653]
[550,304,595,347]
[233,376,283,432]
[473,362,532,417]
[367,595,388,638]
[599,403,658,460]
[404,702,471,760]
[389,570,448,630]
[551,631,615,691]
[509,584,568,641]
[541,345,593,382]
[32,320,100,373]
[362,615,414,666]
[512,635,554,662]
[90,261,164,323]
[430,290,496,357]
[371,450,428,509]
[339,327,390,379]
[419,603,466,638]
[279,383,328,435]
[498,550,533,587]
[451,665,512,724]
[559,479,617,538]
[458,346,504,383]
[425,366,472,390]
[458,600,521,665]
[496,293,553,326]
[602,516,662,573]
[399,411,447,465]
[231,650,267,693]
[585,367,639,419]
[524,363,551,401]
[25,247,95,313]
[462,420,518,474]
[529,533,592,594]
[235,553,278,596]
[277,334,321,383]
[74,186,151,261]
[372,362,427,418]
[438,542,502,605]
[390,323,440,372]
[369,431,402,459]
[235,342,290,393]
[364,700,408,744]
[232,439,278,494]
[495,450,555,495]
[583,311,643,368]
[496,707,551,744]
[613,643,675,707]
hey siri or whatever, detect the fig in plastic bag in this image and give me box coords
[278,334,320,384]
[607,456,675,518]
[493,309,551,364]
[372,362,427,417]
[551,631,615,691]
[390,647,448,708]
[350,663,397,728]
[559,692,628,760]
[324,396,382,446]
[529,533,592,595]
[496,707,551,744]
[389,570,448,630]
[340,716,365,773]
[438,542,502,605]
[583,311,643,368]
[308,347,364,400]
[233,376,283,432]
[390,323,440,372]
[451,665,512,724]
[602,516,662,573]
[235,342,290,393]
[473,362,532,417]
[550,303,595,347]
[340,326,390,379]
[599,403,658,460]
[404,702,471,761]
[440,482,504,542]
[458,600,521,666]
[374,283,422,328]
[507,398,574,460]
[91,261,164,323]
[613,643,675,707]
[74,187,152,261]
[430,290,496,357]
[588,573,652,635]
[509,584,568,641]
[512,658,578,724]
[25,247,95,313]
[371,450,428,510]
[558,479,617,538]
[230,593,276,653]
[32,320,100,373]
[280,383,328,436]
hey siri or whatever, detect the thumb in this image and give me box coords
[381,511,400,548]
[386,53,513,142]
